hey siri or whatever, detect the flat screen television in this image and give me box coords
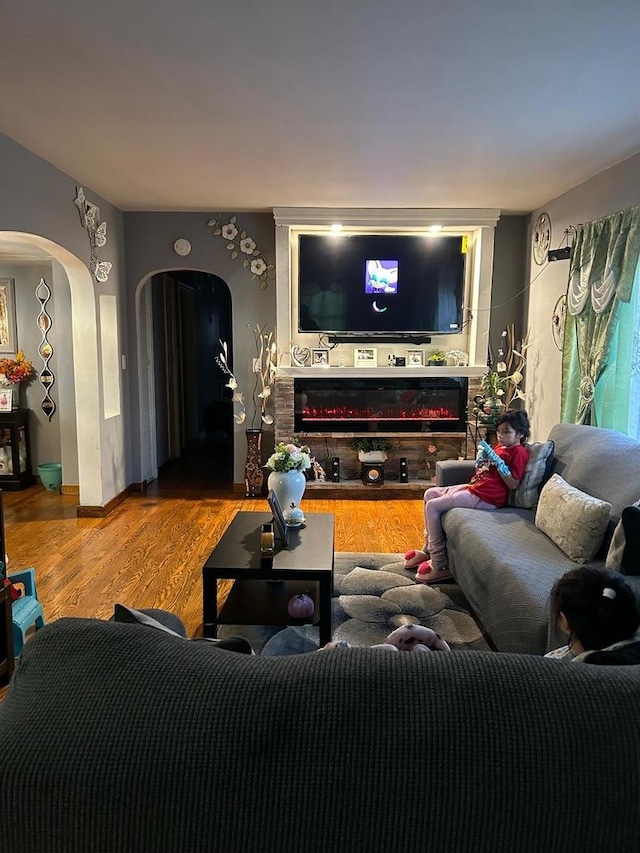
[297,234,466,340]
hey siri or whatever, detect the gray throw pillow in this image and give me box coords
[535,474,612,563]
[508,440,555,509]
[606,501,640,573]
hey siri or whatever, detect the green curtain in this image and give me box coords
[561,206,640,425]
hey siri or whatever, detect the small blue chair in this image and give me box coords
[8,568,46,656]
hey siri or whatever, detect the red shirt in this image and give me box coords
[467,443,529,508]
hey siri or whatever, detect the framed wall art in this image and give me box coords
[0,386,13,412]
[0,279,18,354]
[354,347,378,367]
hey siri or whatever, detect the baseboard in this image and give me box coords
[60,484,80,496]
[76,481,147,518]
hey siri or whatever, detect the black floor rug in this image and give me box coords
[218,552,490,655]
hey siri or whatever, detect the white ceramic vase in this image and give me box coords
[267,469,306,524]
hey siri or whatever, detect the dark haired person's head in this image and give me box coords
[551,567,640,651]
[495,409,530,444]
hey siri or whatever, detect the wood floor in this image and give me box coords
[3,470,425,642]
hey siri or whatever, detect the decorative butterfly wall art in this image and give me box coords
[74,187,112,283]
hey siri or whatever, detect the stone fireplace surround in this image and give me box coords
[274,366,484,487]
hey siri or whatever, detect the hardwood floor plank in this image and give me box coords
[3,481,425,643]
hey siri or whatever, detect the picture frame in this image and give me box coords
[406,349,424,367]
[0,386,12,412]
[311,348,329,366]
[0,279,18,354]
[267,489,290,548]
[354,347,378,367]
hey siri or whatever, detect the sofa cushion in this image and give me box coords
[535,474,612,563]
[507,440,554,509]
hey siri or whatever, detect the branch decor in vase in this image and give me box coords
[216,325,278,497]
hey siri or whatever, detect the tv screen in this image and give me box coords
[297,234,466,337]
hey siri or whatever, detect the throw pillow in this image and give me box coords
[507,440,555,509]
[535,474,612,563]
[113,604,185,637]
[606,501,640,574]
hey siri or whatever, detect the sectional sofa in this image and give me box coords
[437,423,640,654]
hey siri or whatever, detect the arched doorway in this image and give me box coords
[136,269,233,486]
[0,232,102,505]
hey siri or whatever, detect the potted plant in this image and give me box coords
[351,437,393,463]
[427,349,448,366]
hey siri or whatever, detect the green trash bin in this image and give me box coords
[38,463,62,491]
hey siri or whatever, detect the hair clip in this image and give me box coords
[602,587,617,600]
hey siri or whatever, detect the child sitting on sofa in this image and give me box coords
[545,566,640,663]
[404,409,530,584]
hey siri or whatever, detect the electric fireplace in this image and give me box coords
[294,377,468,434]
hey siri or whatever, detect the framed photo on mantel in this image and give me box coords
[354,347,377,367]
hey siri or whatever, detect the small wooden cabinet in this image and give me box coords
[0,410,35,490]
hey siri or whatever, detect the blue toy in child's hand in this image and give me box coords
[479,440,512,478]
[475,443,490,468]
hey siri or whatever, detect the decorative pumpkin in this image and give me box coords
[287,593,315,619]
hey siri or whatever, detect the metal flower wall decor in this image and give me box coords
[207,214,275,290]
[73,187,112,283]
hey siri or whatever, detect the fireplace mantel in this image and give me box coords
[278,366,486,380]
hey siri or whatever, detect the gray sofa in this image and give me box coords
[1,617,640,853]
[437,423,640,654]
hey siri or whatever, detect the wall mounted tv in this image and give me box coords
[297,234,466,341]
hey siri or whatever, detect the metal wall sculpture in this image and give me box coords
[35,278,56,420]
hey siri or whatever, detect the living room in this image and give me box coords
[2,3,640,848]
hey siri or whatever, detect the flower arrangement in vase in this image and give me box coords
[0,350,35,409]
[265,441,311,524]
[0,350,35,385]
[475,325,529,423]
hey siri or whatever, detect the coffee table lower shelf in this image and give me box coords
[219,579,320,629]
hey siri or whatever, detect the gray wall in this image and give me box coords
[491,215,528,357]
[0,133,128,503]
[123,211,276,483]
[525,151,640,440]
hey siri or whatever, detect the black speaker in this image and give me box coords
[331,457,340,482]
[399,457,408,483]
[361,463,385,485]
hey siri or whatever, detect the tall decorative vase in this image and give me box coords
[267,469,306,523]
[244,429,264,498]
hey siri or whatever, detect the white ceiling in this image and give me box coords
[2,0,640,214]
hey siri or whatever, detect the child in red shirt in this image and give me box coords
[404,409,530,584]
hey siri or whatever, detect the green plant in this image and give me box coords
[427,349,447,362]
[350,437,393,453]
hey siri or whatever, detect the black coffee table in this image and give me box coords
[202,511,335,646]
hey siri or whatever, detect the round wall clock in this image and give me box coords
[173,238,192,257]
[532,212,552,265]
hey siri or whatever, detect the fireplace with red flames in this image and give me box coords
[294,377,468,434]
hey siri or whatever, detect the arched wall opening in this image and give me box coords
[0,231,103,505]
[135,268,233,485]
